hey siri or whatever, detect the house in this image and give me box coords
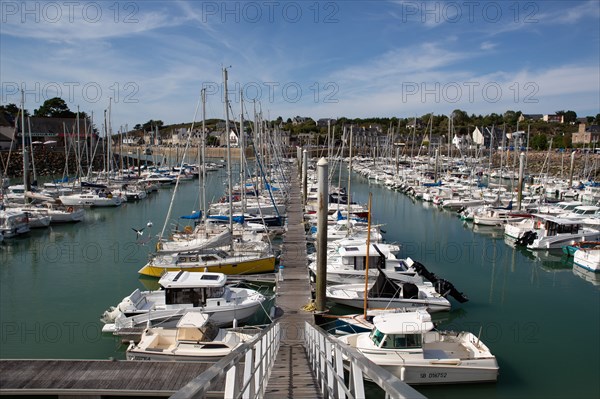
[292,116,312,125]
[6,116,97,149]
[317,118,337,127]
[472,126,505,148]
[518,114,543,122]
[215,129,239,147]
[543,114,564,123]
[572,123,600,145]
[406,118,424,130]
[0,112,16,150]
[452,134,472,151]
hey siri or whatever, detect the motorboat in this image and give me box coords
[518,215,600,249]
[0,209,30,238]
[125,312,259,361]
[308,242,422,285]
[325,270,452,313]
[101,271,267,332]
[337,310,499,385]
[573,244,600,272]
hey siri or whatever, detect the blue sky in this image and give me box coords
[1,0,599,131]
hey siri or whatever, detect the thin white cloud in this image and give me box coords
[537,0,599,24]
[0,5,177,43]
[480,41,497,51]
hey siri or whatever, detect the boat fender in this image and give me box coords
[67,207,73,212]
[400,366,406,381]
[184,225,193,234]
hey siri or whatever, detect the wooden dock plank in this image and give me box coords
[265,165,323,398]
[0,359,233,395]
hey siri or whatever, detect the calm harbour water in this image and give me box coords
[1,164,599,399]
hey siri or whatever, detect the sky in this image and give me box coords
[1,0,599,131]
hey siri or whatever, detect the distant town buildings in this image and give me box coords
[543,114,564,123]
[572,123,600,145]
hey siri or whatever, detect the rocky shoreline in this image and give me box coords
[1,148,597,180]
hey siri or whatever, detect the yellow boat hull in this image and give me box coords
[138,256,277,278]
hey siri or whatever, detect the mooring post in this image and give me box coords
[297,146,302,177]
[316,157,329,312]
[302,149,308,206]
[517,152,525,211]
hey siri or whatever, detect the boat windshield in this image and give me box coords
[385,333,422,349]
[370,328,386,347]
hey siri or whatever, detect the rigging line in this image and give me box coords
[158,91,203,241]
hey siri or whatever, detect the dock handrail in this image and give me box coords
[171,322,280,398]
[304,321,427,399]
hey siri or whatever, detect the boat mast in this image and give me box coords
[346,125,353,232]
[201,88,207,224]
[240,89,246,215]
[20,90,30,200]
[27,116,37,185]
[223,67,234,244]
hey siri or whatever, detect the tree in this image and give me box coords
[553,133,571,149]
[556,110,577,124]
[530,134,548,150]
[451,109,469,126]
[0,103,29,117]
[503,110,520,125]
[33,97,76,118]
[142,120,164,131]
[596,114,600,124]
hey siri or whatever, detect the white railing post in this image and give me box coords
[350,361,365,399]
[242,348,254,399]
[319,332,327,397]
[224,364,238,399]
[253,337,263,395]
[326,339,334,398]
[334,346,345,399]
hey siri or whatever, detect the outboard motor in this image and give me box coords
[516,231,537,246]
[435,279,469,303]
[412,261,438,283]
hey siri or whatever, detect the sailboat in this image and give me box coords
[140,68,277,278]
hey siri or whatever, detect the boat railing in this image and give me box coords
[171,321,280,398]
[304,321,426,399]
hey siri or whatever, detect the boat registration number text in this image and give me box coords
[420,372,447,379]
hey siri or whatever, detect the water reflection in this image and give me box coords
[471,224,505,239]
[572,264,600,287]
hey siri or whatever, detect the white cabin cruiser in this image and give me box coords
[0,209,30,238]
[126,312,259,361]
[573,245,600,272]
[520,215,600,250]
[101,271,266,332]
[338,310,499,385]
[326,271,452,313]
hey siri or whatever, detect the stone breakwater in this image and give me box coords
[0,148,597,179]
[491,151,599,179]
[0,149,145,179]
